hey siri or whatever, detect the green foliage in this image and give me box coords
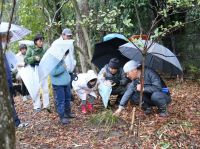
[167,0,200,8]
[88,110,118,129]
[151,21,184,39]
[17,0,46,40]
[79,6,133,34]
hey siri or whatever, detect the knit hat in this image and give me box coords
[108,58,120,69]
[123,60,141,73]
[62,28,72,35]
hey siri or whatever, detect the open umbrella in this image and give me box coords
[103,33,127,41]
[92,37,128,69]
[119,40,183,75]
[0,22,31,43]
[38,39,74,82]
[18,40,34,46]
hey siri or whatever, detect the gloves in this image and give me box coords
[111,79,120,86]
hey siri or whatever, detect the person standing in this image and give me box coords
[52,28,77,101]
[50,52,75,124]
[1,32,28,128]
[24,34,50,112]
[16,44,30,101]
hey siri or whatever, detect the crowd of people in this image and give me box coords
[1,28,172,127]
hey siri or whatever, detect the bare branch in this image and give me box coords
[52,0,69,23]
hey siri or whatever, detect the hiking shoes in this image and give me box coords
[64,113,76,118]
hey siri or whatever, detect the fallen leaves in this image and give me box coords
[15,80,200,148]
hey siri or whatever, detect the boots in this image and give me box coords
[159,105,168,117]
[87,102,93,111]
[81,105,87,113]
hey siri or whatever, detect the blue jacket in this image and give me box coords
[50,61,71,86]
[4,56,13,88]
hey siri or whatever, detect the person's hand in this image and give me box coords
[136,84,143,91]
[111,79,120,86]
[35,56,40,61]
[113,107,122,116]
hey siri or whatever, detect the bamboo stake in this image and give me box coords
[130,107,136,131]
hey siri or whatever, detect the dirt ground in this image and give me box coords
[15,80,200,149]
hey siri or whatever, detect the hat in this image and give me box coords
[123,60,141,73]
[62,28,72,36]
[108,58,120,69]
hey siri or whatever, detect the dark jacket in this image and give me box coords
[119,68,165,107]
[98,64,129,87]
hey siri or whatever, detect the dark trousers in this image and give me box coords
[21,81,29,96]
[52,84,71,119]
[9,87,20,127]
[131,91,171,109]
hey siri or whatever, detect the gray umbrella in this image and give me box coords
[119,40,183,75]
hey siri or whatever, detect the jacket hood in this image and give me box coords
[85,70,97,83]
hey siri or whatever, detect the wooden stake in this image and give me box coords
[130,107,136,131]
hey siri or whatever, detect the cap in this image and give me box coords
[62,28,72,36]
[123,60,141,73]
[108,58,120,69]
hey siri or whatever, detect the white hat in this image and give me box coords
[62,28,72,35]
[123,60,141,73]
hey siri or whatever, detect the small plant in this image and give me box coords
[88,110,118,130]
[159,141,171,149]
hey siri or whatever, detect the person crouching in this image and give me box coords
[72,70,97,113]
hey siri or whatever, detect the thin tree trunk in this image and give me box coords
[74,0,90,72]
[0,0,16,148]
[0,46,16,149]
[72,0,96,71]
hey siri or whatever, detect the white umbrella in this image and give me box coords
[0,22,31,43]
[5,50,18,70]
[18,65,40,100]
[38,40,74,82]
[18,40,34,46]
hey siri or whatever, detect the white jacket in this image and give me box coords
[15,52,26,79]
[72,70,97,101]
[52,37,76,73]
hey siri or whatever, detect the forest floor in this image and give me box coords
[15,80,200,149]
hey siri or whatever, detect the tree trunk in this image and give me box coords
[72,0,96,72]
[0,45,16,149]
